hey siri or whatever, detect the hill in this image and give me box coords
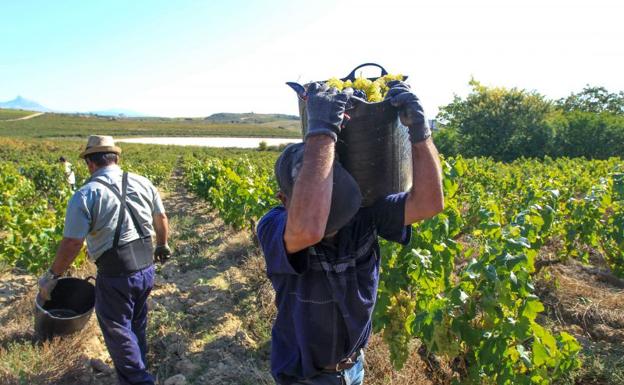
[0,96,50,112]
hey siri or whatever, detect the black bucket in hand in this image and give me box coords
[34,276,95,340]
[295,63,412,206]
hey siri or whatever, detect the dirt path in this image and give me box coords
[143,171,273,384]
[3,112,44,121]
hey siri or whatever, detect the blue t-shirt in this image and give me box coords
[257,193,411,383]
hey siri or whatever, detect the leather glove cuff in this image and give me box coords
[45,269,60,280]
[304,122,338,142]
[409,123,432,143]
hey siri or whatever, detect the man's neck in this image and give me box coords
[89,164,119,176]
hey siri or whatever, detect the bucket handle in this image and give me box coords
[341,63,388,81]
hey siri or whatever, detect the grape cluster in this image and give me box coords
[325,74,404,102]
[381,290,416,369]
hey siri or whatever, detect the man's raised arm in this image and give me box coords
[284,136,335,253]
[283,83,350,253]
[405,138,444,224]
[385,81,444,225]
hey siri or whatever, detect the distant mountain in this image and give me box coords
[88,109,147,117]
[204,112,299,124]
[0,96,51,112]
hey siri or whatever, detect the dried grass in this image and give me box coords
[540,262,624,336]
[363,334,431,385]
[0,287,102,385]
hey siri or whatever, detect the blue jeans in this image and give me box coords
[95,265,155,385]
[289,353,365,385]
[342,355,365,385]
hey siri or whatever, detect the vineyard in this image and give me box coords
[0,110,301,138]
[1,138,623,384]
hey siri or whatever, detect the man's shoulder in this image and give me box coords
[257,206,286,238]
[127,172,157,191]
[127,171,151,184]
[77,179,105,195]
[258,205,285,225]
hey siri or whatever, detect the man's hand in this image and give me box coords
[386,81,431,143]
[38,269,59,302]
[154,244,172,263]
[305,82,350,142]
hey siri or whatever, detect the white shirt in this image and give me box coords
[63,161,76,185]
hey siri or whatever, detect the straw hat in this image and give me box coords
[79,135,122,159]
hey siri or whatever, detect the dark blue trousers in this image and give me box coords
[95,265,155,385]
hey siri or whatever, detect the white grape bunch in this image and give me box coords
[324,74,404,102]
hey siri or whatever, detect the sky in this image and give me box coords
[1,0,623,118]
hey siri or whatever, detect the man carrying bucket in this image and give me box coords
[38,135,171,385]
[257,81,444,385]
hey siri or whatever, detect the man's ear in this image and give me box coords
[276,191,288,207]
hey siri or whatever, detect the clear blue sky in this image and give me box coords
[1,0,623,117]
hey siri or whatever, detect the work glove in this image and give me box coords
[154,244,172,263]
[38,269,59,302]
[305,82,350,142]
[386,81,431,143]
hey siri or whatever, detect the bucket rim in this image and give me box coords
[35,277,95,320]
[35,297,94,320]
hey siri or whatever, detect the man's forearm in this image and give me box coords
[50,237,84,276]
[153,213,169,245]
[284,136,335,252]
[404,138,444,224]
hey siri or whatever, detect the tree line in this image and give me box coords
[434,80,624,160]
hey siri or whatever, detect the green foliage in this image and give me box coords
[436,81,624,160]
[0,108,37,120]
[548,110,624,158]
[375,156,622,384]
[556,86,624,114]
[0,138,183,273]
[183,154,278,230]
[0,163,73,272]
[432,127,460,156]
[438,80,553,161]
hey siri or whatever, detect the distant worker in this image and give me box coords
[39,135,172,385]
[59,156,76,190]
[257,82,444,384]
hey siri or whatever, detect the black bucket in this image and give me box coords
[34,276,95,339]
[296,63,412,206]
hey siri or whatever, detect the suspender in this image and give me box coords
[90,172,148,247]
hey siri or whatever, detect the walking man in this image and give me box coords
[257,81,444,384]
[38,135,172,385]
